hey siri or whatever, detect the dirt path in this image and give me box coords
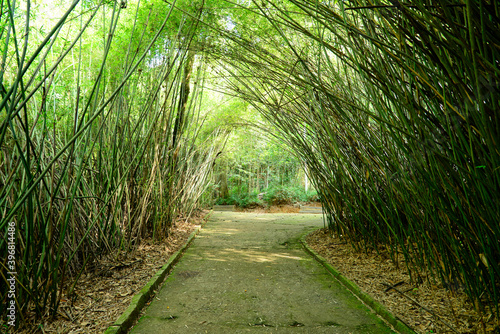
[130,211,394,333]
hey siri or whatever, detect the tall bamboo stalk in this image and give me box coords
[217,0,500,324]
[0,0,224,325]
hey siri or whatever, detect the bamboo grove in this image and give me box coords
[0,0,225,321]
[1,0,500,328]
[214,0,500,322]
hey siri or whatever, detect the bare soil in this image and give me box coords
[14,212,204,334]
[306,228,500,334]
[234,202,322,214]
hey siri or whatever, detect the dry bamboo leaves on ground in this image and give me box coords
[306,228,499,334]
[15,217,200,334]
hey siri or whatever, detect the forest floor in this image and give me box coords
[15,212,204,334]
[233,202,322,214]
[307,229,499,334]
[14,207,498,333]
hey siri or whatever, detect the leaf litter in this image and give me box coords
[15,212,205,333]
[306,228,499,334]
[15,211,499,333]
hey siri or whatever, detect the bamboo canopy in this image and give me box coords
[1,0,499,327]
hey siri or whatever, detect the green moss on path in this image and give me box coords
[130,212,396,333]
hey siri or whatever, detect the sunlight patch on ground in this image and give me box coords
[201,228,240,236]
[204,248,304,263]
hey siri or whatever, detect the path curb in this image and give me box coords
[104,225,202,334]
[300,233,416,334]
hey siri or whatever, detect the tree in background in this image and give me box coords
[198,89,316,207]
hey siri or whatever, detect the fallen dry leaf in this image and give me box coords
[306,228,499,334]
[14,211,205,334]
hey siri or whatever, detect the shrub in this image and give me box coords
[262,185,317,205]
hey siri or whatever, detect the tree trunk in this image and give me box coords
[172,50,195,149]
[219,169,229,199]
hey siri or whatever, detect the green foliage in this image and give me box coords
[0,0,226,324]
[5,0,500,329]
[217,0,500,322]
[202,86,311,207]
[215,185,263,208]
[215,182,317,208]
[263,185,317,206]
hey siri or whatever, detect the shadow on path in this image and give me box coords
[130,212,394,333]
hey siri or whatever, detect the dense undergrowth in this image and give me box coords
[216,184,318,208]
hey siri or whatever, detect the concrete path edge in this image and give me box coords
[103,225,202,334]
[300,233,416,334]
